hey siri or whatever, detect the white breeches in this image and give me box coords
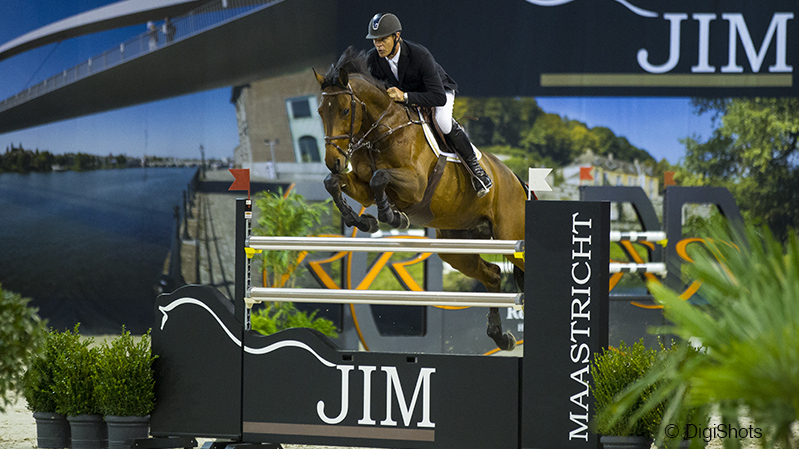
[435,90,456,135]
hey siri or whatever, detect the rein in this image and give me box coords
[322,84,423,162]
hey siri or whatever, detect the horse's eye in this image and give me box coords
[342,108,350,116]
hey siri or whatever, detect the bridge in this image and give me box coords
[5,0,785,137]
[0,0,337,134]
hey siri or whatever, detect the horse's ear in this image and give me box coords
[314,68,325,87]
[337,68,349,87]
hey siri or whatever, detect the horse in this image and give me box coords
[314,47,528,350]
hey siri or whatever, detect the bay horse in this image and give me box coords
[315,47,528,350]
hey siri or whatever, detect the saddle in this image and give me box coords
[416,107,483,163]
[400,107,482,226]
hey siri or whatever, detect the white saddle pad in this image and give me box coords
[420,121,482,163]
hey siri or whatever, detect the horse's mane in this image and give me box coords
[321,46,385,91]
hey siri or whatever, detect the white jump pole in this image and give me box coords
[247,287,523,310]
[608,262,667,275]
[247,236,524,255]
[609,230,667,243]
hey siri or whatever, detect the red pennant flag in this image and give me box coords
[580,166,594,181]
[228,168,250,198]
[664,171,676,186]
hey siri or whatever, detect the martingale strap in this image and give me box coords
[402,153,448,226]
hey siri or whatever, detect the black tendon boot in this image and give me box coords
[446,121,492,197]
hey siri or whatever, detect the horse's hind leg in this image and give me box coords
[437,239,516,351]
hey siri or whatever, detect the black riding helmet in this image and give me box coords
[365,13,402,39]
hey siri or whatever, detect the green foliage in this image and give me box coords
[453,97,656,178]
[591,340,664,438]
[0,144,128,173]
[253,188,333,288]
[683,98,799,240]
[51,325,99,416]
[251,189,338,337]
[0,284,47,413]
[23,328,73,413]
[250,302,338,338]
[608,222,799,448]
[94,328,156,417]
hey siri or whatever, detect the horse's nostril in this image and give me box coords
[335,158,342,173]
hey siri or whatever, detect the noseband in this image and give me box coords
[321,84,422,163]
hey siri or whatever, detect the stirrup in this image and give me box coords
[471,176,492,198]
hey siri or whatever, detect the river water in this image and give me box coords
[0,167,196,334]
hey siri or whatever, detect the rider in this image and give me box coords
[365,12,493,197]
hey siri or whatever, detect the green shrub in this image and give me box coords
[51,324,99,416]
[251,302,338,338]
[94,327,156,417]
[591,339,664,438]
[23,328,72,413]
[607,222,799,448]
[0,284,46,413]
[253,189,332,288]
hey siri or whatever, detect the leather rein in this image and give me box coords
[322,84,423,165]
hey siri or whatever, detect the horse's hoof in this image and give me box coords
[358,214,379,233]
[487,325,516,351]
[499,331,517,351]
[398,212,410,230]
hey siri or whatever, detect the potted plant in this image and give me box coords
[94,327,157,449]
[591,339,664,449]
[51,325,106,449]
[607,223,799,449]
[23,328,71,449]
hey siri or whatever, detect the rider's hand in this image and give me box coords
[387,87,406,103]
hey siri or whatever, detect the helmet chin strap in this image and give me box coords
[388,34,400,58]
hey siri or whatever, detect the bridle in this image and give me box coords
[321,83,423,167]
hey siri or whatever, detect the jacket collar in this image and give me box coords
[395,39,410,86]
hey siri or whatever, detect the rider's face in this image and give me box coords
[373,34,397,58]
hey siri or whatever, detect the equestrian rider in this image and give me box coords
[365,12,493,197]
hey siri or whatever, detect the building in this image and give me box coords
[562,149,660,198]
[231,69,329,183]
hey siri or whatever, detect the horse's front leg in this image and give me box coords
[324,173,379,233]
[370,169,410,229]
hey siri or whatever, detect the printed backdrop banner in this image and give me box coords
[337,0,798,97]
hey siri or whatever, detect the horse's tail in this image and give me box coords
[512,172,535,200]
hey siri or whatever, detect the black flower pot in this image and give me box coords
[33,412,71,448]
[105,415,150,449]
[67,414,107,449]
[600,435,653,449]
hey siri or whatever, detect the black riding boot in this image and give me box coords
[446,121,492,197]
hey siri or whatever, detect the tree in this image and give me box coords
[453,96,656,177]
[683,98,799,239]
[455,97,543,147]
[521,113,576,165]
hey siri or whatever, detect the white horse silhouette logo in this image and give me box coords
[526,0,657,18]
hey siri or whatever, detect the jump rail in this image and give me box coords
[609,262,667,275]
[247,236,524,254]
[609,230,667,242]
[247,287,523,309]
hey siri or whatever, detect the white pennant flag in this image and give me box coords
[528,168,553,199]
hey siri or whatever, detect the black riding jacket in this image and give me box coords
[366,39,458,108]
